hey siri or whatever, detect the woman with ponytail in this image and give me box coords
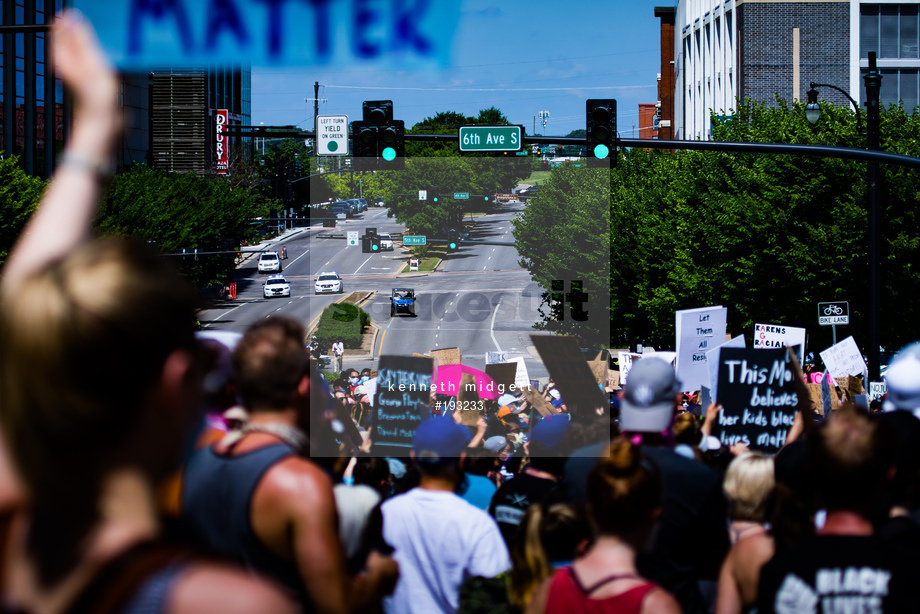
[526,437,681,614]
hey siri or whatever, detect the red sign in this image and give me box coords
[215,109,228,174]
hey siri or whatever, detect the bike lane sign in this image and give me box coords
[818,301,849,326]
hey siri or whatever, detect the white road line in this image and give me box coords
[287,249,309,266]
[352,254,374,274]
[489,296,503,352]
[207,303,244,325]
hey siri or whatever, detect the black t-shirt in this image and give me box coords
[758,534,920,614]
[488,472,558,545]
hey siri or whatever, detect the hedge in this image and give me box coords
[315,302,370,349]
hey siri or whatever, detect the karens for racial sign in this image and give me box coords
[74,0,461,68]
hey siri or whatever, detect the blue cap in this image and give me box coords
[531,415,570,449]
[412,417,472,462]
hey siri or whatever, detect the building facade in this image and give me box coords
[672,0,920,140]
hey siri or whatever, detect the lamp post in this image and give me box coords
[806,52,882,380]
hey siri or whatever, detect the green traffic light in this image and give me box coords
[433,197,438,202]
[372,244,379,251]
[449,242,457,249]
[484,196,489,201]
[593,144,610,159]
[382,147,396,161]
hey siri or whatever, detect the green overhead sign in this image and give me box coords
[454,192,469,199]
[403,235,427,246]
[458,125,523,152]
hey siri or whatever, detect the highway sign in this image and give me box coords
[403,235,427,246]
[818,301,849,326]
[454,192,469,199]
[346,231,359,246]
[458,125,523,152]
[316,115,348,155]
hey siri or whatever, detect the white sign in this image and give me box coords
[819,336,866,379]
[753,323,806,363]
[508,356,531,391]
[486,351,508,365]
[675,306,728,392]
[418,190,427,201]
[317,115,348,155]
[346,231,359,246]
[868,381,887,402]
[617,352,643,386]
[706,335,746,403]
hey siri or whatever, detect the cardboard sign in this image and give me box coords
[753,323,806,363]
[77,0,461,68]
[521,384,554,417]
[531,335,607,418]
[486,351,508,365]
[617,352,642,386]
[713,347,799,453]
[457,372,482,426]
[607,370,620,391]
[806,383,825,414]
[820,336,866,379]
[374,355,434,449]
[587,359,607,385]
[676,306,728,392]
[707,335,746,403]
[430,347,461,366]
[847,375,865,397]
[485,363,517,391]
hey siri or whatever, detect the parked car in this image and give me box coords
[517,185,540,201]
[257,251,281,273]
[379,233,393,250]
[374,197,385,207]
[358,198,368,212]
[315,271,343,294]
[346,199,361,215]
[331,201,351,219]
[262,274,290,298]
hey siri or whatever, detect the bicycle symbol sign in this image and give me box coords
[818,301,849,326]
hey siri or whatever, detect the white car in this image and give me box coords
[258,251,281,273]
[263,274,291,298]
[379,233,393,251]
[315,271,343,294]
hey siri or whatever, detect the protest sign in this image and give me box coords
[521,384,554,417]
[486,351,508,365]
[531,335,607,418]
[617,352,643,386]
[853,394,869,411]
[713,347,799,453]
[587,358,607,386]
[868,381,887,402]
[821,371,837,413]
[806,383,825,414]
[819,336,866,379]
[509,357,531,391]
[374,355,434,450]
[430,347,461,366]
[676,306,728,392]
[457,373,482,426]
[707,335,746,403]
[607,370,620,391]
[847,375,865,397]
[485,363,517,391]
[753,323,806,363]
[75,0,460,69]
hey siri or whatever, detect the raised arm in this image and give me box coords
[1,10,120,293]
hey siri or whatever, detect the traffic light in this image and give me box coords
[427,188,438,206]
[361,235,372,253]
[446,230,459,253]
[352,101,405,171]
[586,99,617,168]
[370,236,381,252]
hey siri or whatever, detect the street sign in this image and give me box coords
[316,115,348,155]
[418,190,427,201]
[403,235,427,246]
[818,301,849,326]
[458,125,523,152]
[454,192,469,199]
[346,231,359,246]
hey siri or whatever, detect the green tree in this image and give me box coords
[0,155,45,268]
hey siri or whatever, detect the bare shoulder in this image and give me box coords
[255,456,335,519]
[167,562,297,614]
[642,586,682,614]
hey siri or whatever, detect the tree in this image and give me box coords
[0,155,45,268]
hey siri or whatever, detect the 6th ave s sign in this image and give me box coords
[818,301,849,326]
[459,126,522,152]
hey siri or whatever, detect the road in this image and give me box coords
[199,201,550,379]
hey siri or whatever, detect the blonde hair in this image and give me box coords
[723,452,775,522]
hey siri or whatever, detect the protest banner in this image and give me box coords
[607,370,620,391]
[676,306,728,392]
[486,351,508,365]
[509,357,531,391]
[485,363,517,391]
[531,335,607,418]
[707,335,746,403]
[617,352,643,386]
[713,347,799,453]
[819,336,866,379]
[430,347,461,366]
[753,323,806,363]
[457,373,482,426]
[75,0,460,69]
[868,381,887,402]
[374,355,434,450]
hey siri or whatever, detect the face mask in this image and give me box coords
[349,377,359,385]
[361,376,369,383]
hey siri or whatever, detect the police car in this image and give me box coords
[314,271,343,294]
[257,251,281,273]
[262,274,291,298]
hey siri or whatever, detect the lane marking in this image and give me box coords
[489,295,503,352]
[353,254,374,275]
[287,249,310,267]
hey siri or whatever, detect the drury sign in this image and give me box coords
[215,109,228,174]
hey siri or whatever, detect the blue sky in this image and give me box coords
[252,0,670,138]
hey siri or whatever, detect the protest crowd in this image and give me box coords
[3,13,920,614]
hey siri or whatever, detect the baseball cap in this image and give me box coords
[498,406,513,419]
[498,393,519,406]
[884,342,920,414]
[620,357,682,432]
[483,436,508,453]
[412,416,472,462]
[531,415,570,449]
[548,389,561,400]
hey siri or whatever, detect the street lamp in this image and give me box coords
[807,52,883,380]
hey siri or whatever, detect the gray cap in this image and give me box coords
[483,436,508,453]
[620,357,681,432]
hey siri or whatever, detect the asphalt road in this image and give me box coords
[199,201,549,379]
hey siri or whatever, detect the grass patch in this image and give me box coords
[524,170,551,184]
[401,249,442,273]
